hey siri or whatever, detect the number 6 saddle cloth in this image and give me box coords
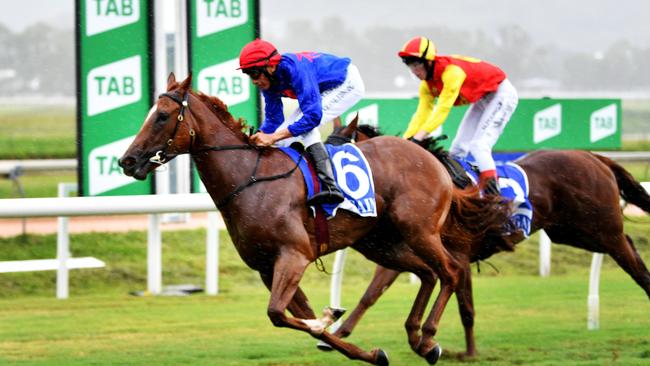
[279,143,377,218]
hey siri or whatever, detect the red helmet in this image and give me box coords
[398,36,436,61]
[238,39,282,69]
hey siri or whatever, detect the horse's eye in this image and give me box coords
[156,112,169,123]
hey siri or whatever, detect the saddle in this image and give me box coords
[413,135,472,189]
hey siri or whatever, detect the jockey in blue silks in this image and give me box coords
[239,39,365,205]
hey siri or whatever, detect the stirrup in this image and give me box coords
[308,189,345,205]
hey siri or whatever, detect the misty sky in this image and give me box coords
[3,0,649,54]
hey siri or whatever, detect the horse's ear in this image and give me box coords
[167,72,176,90]
[349,113,359,129]
[179,73,193,91]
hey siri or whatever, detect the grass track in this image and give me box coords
[0,222,649,365]
[0,271,648,365]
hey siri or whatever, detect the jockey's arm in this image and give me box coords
[260,91,285,134]
[252,92,290,146]
[412,65,466,141]
[403,81,434,139]
[286,62,323,137]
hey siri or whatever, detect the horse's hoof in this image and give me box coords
[316,340,333,352]
[375,348,389,366]
[425,345,442,365]
[327,306,347,320]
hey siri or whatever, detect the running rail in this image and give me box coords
[0,192,223,299]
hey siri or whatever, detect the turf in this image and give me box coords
[0,219,648,365]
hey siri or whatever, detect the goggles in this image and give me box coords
[401,57,425,66]
[242,67,264,80]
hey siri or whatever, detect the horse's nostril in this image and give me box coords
[119,156,135,168]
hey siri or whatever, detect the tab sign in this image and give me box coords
[86,0,140,36]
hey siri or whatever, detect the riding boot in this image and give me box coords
[306,142,345,205]
[479,170,500,196]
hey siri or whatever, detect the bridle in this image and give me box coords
[149,91,195,165]
[150,89,303,208]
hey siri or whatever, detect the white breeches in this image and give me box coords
[449,78,518,173]
[275,64,365,148]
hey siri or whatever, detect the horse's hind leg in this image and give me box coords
[607,233,650,299]
[266,248,387,365]
[454,261,477,357]
[333,266,401,338]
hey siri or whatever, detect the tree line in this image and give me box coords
[1,19,649,97]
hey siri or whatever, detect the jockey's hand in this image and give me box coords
[250,132,276,147]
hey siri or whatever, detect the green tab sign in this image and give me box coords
[343,98,622,151]
[76,0,155,196]
[188,0,259,192]
[189,0,258,120]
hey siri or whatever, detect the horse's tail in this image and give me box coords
[444,186,512,251]
[593,153,650,213]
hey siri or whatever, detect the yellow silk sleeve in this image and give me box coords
[402,81,434,139]
[420,65,466,134]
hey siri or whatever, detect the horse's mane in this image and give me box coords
[192,90,250,141]
[357,125,382,138]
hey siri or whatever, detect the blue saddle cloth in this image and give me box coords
[457,159,533,237]
[279,143,377,218]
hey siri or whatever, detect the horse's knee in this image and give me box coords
[267,308,285,327]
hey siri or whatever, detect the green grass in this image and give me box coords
[0,219,648,365]
[0,273,647,366]
[622,99,650,138]
[0,105,75,159]
[0,172,76,199]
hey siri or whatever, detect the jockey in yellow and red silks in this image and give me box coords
[398,36,519,196]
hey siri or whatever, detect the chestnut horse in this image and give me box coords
[323,119,650,357]
[118,74,510,365]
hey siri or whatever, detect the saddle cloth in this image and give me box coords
[279,143,378,218]
[457,159,533,237]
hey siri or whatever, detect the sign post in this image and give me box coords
[76,0,155,196]
[187,0,260,192]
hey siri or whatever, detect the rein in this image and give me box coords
[157,90,304,209]
[211,148,303,208]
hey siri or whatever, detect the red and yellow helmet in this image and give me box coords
[397,36,436,61]
[238,39,282,69]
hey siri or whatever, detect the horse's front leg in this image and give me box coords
[265,248,314,332]
[267,248,388,365]
[259,270,316,319]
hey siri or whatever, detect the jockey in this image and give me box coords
[398,36,519,195]
[239,39,365,205]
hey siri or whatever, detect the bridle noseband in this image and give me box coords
[150,91,195,165]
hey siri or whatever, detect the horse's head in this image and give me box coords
[119,73,198,180]
[325,114,382,145]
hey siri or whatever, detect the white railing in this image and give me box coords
[0,159,77,175]
[0,192,224,299]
